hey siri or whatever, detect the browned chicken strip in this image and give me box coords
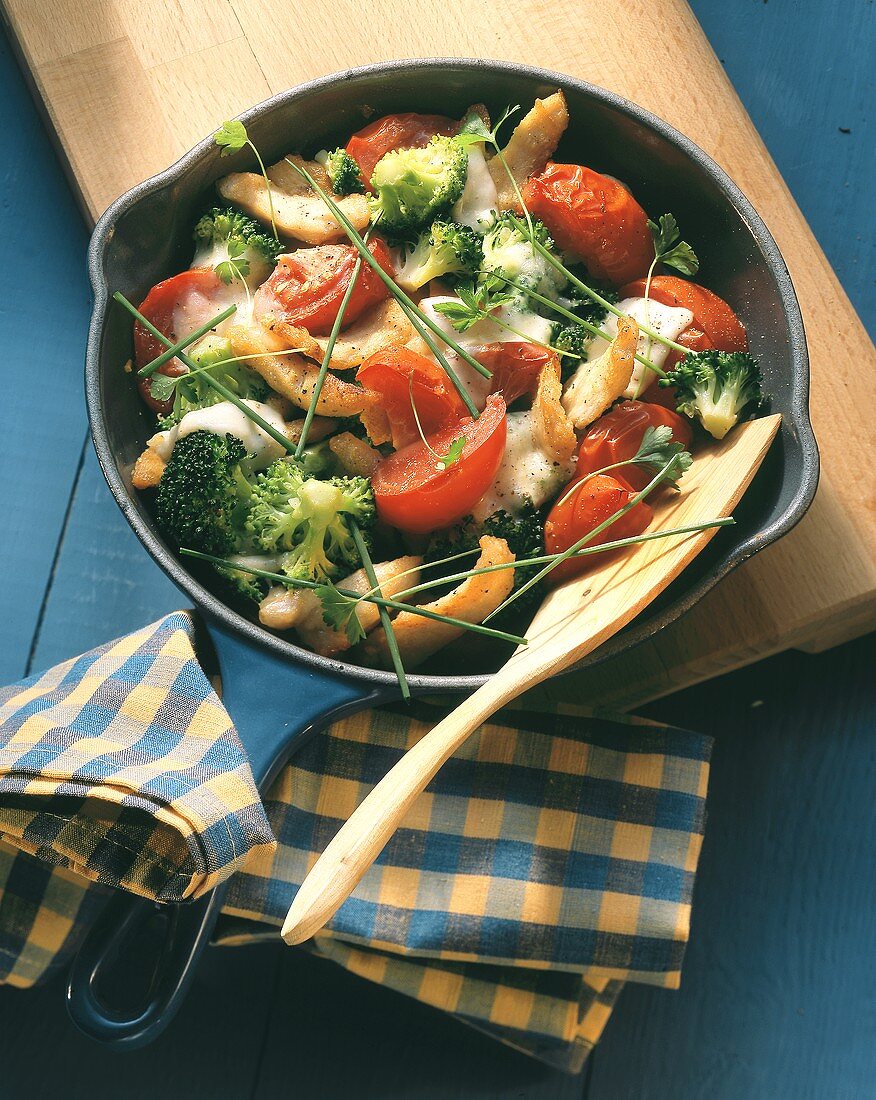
[488,91,569,209]
[217,155,369,245]
[259,556,422,657]
[361,536,515,668]
[227,323,375,417]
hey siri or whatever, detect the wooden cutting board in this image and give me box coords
[3,0,874,709]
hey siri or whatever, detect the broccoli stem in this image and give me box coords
[285,159,495,383]
[394,518,733,603]
[484,453,687,621]
[507,214,691,357]
[180,548,529,646]
[351,522,409,699]
[137,303,238,378]
[115,292,296,455]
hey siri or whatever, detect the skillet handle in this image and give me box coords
[66,885,228,1047]
[66,617,394,1046]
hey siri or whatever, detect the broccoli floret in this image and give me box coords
[555,277,616,329]
[551,323,590,378]
[662,350,764,439]
[369,136,468,233]
[424,502,546,627]
[193,205,280,287]
[315,147,365,195]
[246,458,375,582]
[394,219,483,290]
[155,430,253,557]
[480,212,566,305]
[160,335,269,427]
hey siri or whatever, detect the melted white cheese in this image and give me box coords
[148,400,289,469]
[586,297,694,398]
[452,147,498,232]
[472,411,574,520]
[419,296,554,409]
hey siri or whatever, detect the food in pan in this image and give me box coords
[119,92,764,692]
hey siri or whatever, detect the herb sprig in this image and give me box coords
[214,120,280,243]
[553,425,692,509]
[408,373,464,471]
[457,104,534,234]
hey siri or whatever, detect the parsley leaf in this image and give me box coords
[148,373,178,403]
[434,280,516,332]
[439,436,465,469]
[214,119,249,156]
[316,582,367,645]
[648,214,700,276]
[633,425,693,490]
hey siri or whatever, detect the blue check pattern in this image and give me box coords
[0,614,713,1072]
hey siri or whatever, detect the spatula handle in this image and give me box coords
[282,676,509,944]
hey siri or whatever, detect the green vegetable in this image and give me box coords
[424,502,546,626]
[316,148,365,195]
[155,335,269,427]
[245,458,375,582]
[647,213,700,276]
[395,219,483,290]
[369,136,468,233]
[662,350,763,440]
[193,205,281,287]
[155,430,253,557]
[480,211,565,304]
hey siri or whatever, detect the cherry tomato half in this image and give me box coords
[476,342,554,405]
[575,400,693,491]
[372,394,507,534]
[619,275,748,371]
[521,163,653,286]
[346,112,460,188]
[134,268,226,414]
[544,473,653,584]
[253,239,393,336]
[357,345,468,449]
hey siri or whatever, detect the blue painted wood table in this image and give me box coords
[0,2,873,1096]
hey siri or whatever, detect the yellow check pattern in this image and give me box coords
[0,615,713,1073]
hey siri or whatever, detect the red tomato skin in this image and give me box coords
[372,395,508,534]
[476,342,555,405]
[575,400,693,491]
[544,473,653,583]
[619,275,748,370]
[134,268,224,414]
[253,238,393,335]
[346,112,460,188]
[357,346,468,448]
[521,163,653,286]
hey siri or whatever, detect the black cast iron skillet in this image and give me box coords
[68,58,818,1046]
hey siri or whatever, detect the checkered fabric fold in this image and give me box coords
[0,614,713,1073]
[0,613,274,901]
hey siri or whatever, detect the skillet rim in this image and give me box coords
[85,56,819,693]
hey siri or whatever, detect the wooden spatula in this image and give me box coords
[281,414,781,945]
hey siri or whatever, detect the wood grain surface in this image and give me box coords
[3,0,874,707]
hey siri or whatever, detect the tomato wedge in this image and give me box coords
[357,345,468,449]
[521,163,653,286]
[476,342,554,405]
[619,275,748,371]
[544,473,653,583]
[372,394,508,534]
[253,239,393,336]
[134,268,226,414]
[346,112,460,188]
[575,400,693,491]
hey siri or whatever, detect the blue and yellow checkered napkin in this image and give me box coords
[0,614,712,1073]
